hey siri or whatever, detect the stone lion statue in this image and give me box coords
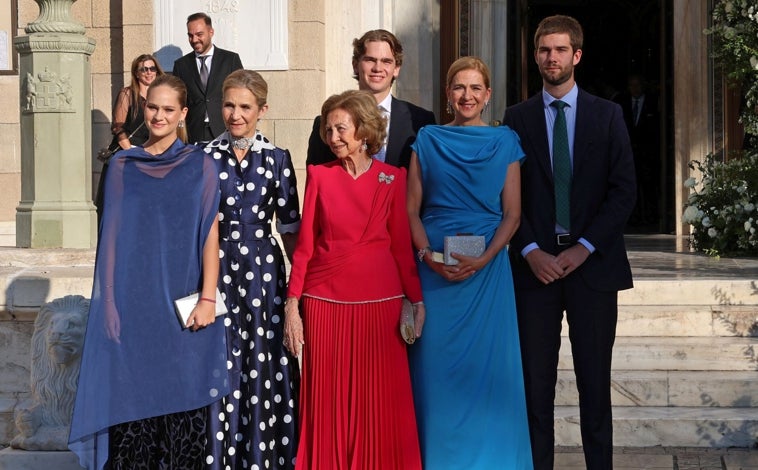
[10,295,89,451]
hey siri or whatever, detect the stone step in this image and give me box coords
[556,370,758,407]
[555,406,758,447]
[558,337,758,371]
[621,279,758,306]
[561,305,758,337]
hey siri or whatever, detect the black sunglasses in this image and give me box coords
[138,66,158,73]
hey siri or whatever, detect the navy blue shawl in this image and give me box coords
[69,140,228,469]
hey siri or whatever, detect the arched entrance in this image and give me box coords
[441,0,705,238]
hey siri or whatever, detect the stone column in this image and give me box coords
[13,0,96,248]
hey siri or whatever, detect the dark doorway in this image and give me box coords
[507,0,674,234]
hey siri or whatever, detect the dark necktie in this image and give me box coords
[632,98,639,126]
[199,55,209,89]
[551,100,571,230]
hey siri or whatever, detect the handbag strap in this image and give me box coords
[125,121,145,142]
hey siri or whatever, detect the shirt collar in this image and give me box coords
[542,83,579,109]
[377,93,393,114]
[196,45,215,59]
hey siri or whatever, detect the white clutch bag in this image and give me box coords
[174,287,228,328]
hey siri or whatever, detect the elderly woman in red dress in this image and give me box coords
[284,89,424,470]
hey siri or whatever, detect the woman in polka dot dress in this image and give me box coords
[203,70,301,469]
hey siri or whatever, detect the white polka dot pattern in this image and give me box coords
[203,132,300,469]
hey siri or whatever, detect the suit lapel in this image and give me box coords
[206,49,225,92]
[183,54,205,95]
[523,94,553,183]
[572,90,594,177]
[385,97,408,167]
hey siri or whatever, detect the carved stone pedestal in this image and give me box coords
[12,0,97,248]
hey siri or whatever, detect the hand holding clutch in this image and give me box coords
[400,299,415,344]
[174,287,228,329]
[444,235,485,265]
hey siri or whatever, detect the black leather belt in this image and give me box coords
[556,233,572,246]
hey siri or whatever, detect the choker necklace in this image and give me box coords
[231,136,256,150]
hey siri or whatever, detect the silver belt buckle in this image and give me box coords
[556,233,571,246]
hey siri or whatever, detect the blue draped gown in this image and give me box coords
[69,140,229,470]
[408,125,533,469]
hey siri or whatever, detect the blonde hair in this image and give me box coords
[446,56,491,89]
[319,90,387,156]
[223,69,268,107]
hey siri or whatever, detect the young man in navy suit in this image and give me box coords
[502,15,636,470]
[306,29,435,168]
[173,12,243,142]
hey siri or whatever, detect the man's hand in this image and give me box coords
[555,244,590,277]
[524,248,565,284]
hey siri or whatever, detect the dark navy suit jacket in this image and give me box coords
[503,89,636,292]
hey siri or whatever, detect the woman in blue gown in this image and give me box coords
[407,56,533,469]
[69,75,228,470]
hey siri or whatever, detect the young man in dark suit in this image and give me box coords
[173,12,243,142]
[502,15,636,470]
[306,29,435,168]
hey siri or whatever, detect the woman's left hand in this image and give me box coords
[283,299,304,357]
[442,253,486,282]
[187,300,216,331]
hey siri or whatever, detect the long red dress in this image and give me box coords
[288,159,422,470]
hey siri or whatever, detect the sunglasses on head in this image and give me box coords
[138,66,158,73]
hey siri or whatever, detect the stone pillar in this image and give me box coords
[13,0,96,248]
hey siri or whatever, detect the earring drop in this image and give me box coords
[446,102,454,115]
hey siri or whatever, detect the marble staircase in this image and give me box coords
[555,277,758,447]
[1,236,758,449]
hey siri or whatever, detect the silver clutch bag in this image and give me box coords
[174,287,228,328]
[443,235,485,265]
[400,298,415,345]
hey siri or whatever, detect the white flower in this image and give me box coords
[745,202,755,212]
[752,56,758,70]
[708,227,719,238]
[684,177,697,188]
[702,216,712,227]
[745,220,753,231]
[683,205,700,223]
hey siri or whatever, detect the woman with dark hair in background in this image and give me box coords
[95,54,164,222]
